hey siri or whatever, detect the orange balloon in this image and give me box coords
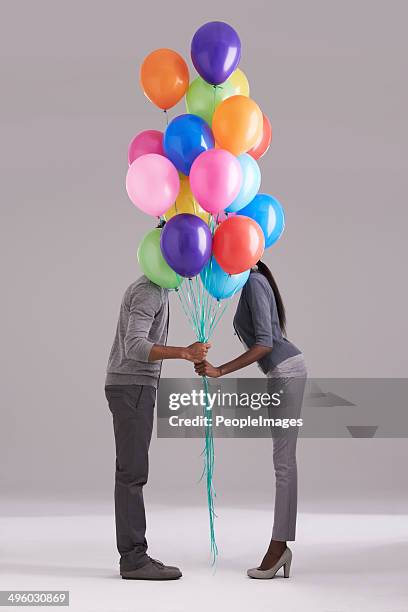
[213,216,265,274]
[212,95,263,156]
[140,48,189,110]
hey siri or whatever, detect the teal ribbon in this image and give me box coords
[174,215,242,564]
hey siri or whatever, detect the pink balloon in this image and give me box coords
[128,130,164,165]
[126,153,180,217]
[190,149,242,214]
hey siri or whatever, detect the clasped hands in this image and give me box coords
[185,341,221,378]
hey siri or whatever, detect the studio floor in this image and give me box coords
[1,504,407,612]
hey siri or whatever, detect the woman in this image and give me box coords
[195,261,306,580]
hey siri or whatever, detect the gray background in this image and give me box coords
[1,0,407,513]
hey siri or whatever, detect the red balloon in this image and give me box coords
[247,114,272,160]
[213,216,265,274]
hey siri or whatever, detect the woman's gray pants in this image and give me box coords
[267,354,307,541]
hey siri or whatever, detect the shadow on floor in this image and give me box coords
[2,541,408,580]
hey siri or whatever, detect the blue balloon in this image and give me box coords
[163,114,214,175]
[201,257,250,300]
[225,154,261,213]
[237,194,285,248]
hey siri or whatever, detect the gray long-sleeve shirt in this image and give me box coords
[233,270,301,374]
[105,276,169,388]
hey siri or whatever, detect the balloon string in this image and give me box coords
[175,272,244,564]
[175,286,197,333]
[212,84,225,114]
[163,109,169,126]
[202,373,218,565]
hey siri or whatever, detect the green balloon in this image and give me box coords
[137,228,182,290]
[185,77,234,126]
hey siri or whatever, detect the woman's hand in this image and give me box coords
[194,360,222,378]
[194,360,221,377]
[194,345,272,376]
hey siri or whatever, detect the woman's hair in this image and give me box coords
[256,260,287,334]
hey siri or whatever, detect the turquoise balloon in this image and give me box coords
[237,193,285,248]
[225,154,261,213]
[201,257,250,300]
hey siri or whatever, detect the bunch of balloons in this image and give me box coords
[125,21,286,562]
[126,20,285,300]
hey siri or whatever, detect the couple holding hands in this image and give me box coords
[105,259,306,580]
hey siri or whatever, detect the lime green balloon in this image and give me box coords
[185,77,234,126]
[137,228,182,290]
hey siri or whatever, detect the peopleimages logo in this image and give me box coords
[168,413,303,429]
[166,389,303,430]
[168,389,283,411]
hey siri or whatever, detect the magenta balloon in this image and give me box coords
[128,130,164,165]
[189,149,242,214]
[126,153,180,217]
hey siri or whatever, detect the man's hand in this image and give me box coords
[184,342,211,363]
[194,360,222,378]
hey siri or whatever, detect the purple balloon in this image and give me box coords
[160,214,212,278]
[191,21,241,86]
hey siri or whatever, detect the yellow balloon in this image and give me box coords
[228,69,250,97]
[164,175,210,223]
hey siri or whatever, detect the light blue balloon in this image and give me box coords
[225,154,261,213]
[238,193,285,248]
[200,257,250,300]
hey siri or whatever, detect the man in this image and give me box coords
[105,274,210,580]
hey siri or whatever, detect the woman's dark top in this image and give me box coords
[233,270,301,374]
